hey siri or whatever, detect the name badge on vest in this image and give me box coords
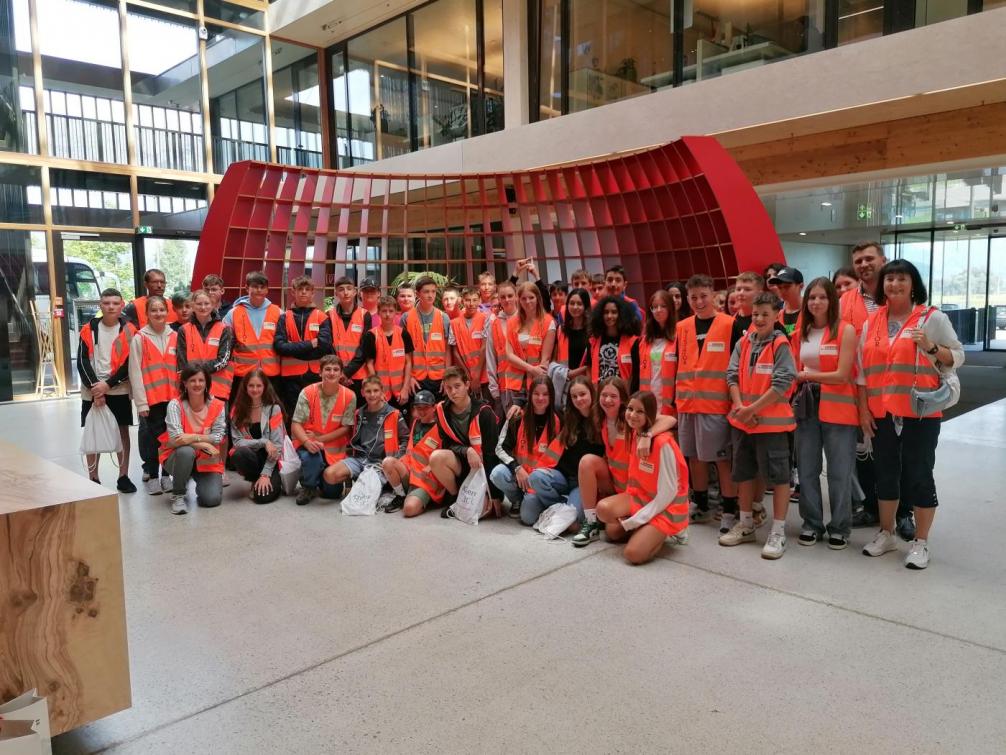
[207,337,220,346]
[384,430,393,440]
[820,344,838,356]
[620,353,632,364]
[168,347,176,355]
[263,321,276,331]
[309,323,320,332]
[351,324,363,333]
[638,460,654,474]
[431,332,443,341]
[473,332,483,340]
[425,437,438,448]
[706,341,725,352]
[538,442,547,453]
[755,363,773,374]
[392,349,405,358]
[529,337,542,346]
[899,329,915,339]
[470,434,481,445]
[665,352,677,362]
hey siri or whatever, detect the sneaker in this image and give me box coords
[689,504,713,524]
[896,514,916,542]
[116,475,137,494]
[862,529,899,557]
[571,520,601,547]
[827,534,849,551]
[376,491,397,511]
[719,513,736,535]
[160,476,173,494]
[384,495,405,513]
[752,502,767,528]
[296,486,317,506]
[762,531,787,559]
[851,507,879,528]
[789,486,800,503]
[718,521,756,546]
[506,497,521,519]
[669,528,689,546]
[170,493,187,515]
[797,531,818,546]
[144,478,162,496]
[142,472,151,482]
[905,540,929,570]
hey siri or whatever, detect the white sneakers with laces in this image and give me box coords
[905,539,930,570]
[145,478,162,496]
[762,531,787,560]
[718,520,756,546]
[862,529,899,557]
[170,493,187,515]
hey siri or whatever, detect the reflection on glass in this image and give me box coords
[206,25,268,174]
[50,169,131,227]
[0,230,49,399]
[1,0,38,154]
[347,18,409,163]
[272,43,322,168]
[142,237,199,295]
[0,163,44,224]
[483,0,504,133]
[988,238,1006,350]
[838,0,884,45]
[137,177,208,233]
[128,7,204,172]
[537,0,562,119]
[329,50,353,168]
[203,0,264,29]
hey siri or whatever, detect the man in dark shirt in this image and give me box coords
[274,276,333,419]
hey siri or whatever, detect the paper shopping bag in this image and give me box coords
[0,691,51,755]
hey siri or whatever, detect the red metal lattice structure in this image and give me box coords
[193,136,783,305]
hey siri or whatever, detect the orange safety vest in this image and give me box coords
[231,304,281,377]
[435,401,484,459]
[794,321,858,426]
[675,313,734,415]
[228,404,284,456]
[281,308,326,376]
[405,419,445,502]
[861,305,942,419]
[80,320,135,377]
[182,321,234,401]
[602,419,631,493]
[589,334,636,383]
[513,412,560,473]
[330,306,368,380]
[139,330,179,406]
[491,314,522,392]
[840,287,871,336]
[506,314,554,387]
[158,398,226,473]
[293,382,355,464]
[372,326,407,401]
[404,308,449,381]
[454,312,489,384]
[366,408,402,456]
[132,295,178,329]
[728,333,796,434]
[638,336,677,417]
[626,433,689,538]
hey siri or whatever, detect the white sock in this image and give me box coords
[740,512,754,528]
[584,509,597,524]
[771,520,786,535]
[392,483,405,496]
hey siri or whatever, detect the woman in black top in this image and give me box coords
[558,287,591,376]
[583,295,641,383]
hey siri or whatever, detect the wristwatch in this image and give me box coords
[926,344,939,355]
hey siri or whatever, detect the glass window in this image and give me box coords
[537,0,562,119]
[50,170,131,227]
[1,0,38,155]
[838,0,884,45]
[37,0,128,164]
[142,237,199,296]
[204,0,265,29]
[482,0,505,134]
[0,231,51,400]
[272,43,322,168]
[346,17,409,163]
[137,178,208,232]
[127,7,205,172]
[329,48,355,168]
[0,164,44,224]
[206,25,268,173]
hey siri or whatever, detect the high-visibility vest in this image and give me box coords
[728,334,796,434]
[861,305,942,419]
[366,408,401,456]
[158,398,226,473]
[231,305,281,377]
[638,336,677,417]
[182,321,234,400]
[454,312,489,384]
[80,320,135,377]
[132,295,178,329]
[372,326,407,401]
[330,306,368,380]
[281,308,326,376]
[405,420,444,502]
[491,315,522,392]
[589,334,636,383]
[228,404,284,456]
[780,308,803,342]
[626,433,689,537]
[293,382,354,464]
[675,313,734,415]
[512,413,560,473]
[840,288,871,336]
[506,314,554,387]
[404,308,449,381]
[602,419,631,493]
[436,401,483,459]
[794,321,858,426]
[139,330,178,406]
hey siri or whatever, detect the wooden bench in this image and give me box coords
[0,441,131,735]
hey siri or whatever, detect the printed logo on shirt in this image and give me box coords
[207,337,220,346]
[820,344,838,356]
[755,363,773,374]
[308,323,320,332]
[263,321,276,331]
[706,341,725,352]
[638,460,654,473]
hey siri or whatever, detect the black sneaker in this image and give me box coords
[789,485,800,503]
[439,491,457,518]
[851,507,878,528]
[897,514,916,542]
[320,482,344,500]
[296,486,318,506]
[828,534,849,550]
[384,495,405,513]
[116,475,137,494]
[797,531,818,546]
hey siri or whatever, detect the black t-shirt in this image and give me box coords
[555,432,604,479]
[563,327,589,370]
[782,310,800,336]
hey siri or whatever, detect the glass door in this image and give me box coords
[930,229,987,349]
[988,236,1006,351]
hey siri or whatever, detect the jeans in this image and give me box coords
[489,464,523,507]
[138,402,168,478]
[163,446,223,508]
[524,468,580,527]
[297,448,343,498]
[795,416,857,537]
[231,445,282,504]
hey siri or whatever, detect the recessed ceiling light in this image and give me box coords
[799,232,807,236]
[820,201,832,207]
[946,220,954,224]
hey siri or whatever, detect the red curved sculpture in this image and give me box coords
[193,136,783,304]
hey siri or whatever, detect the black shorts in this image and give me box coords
[81,393,133,428]
[872,414,940,508]
[731,428,790,485]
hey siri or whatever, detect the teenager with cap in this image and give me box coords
[382,389,444,515]
[359,277,382,330]
[769,267,805,338]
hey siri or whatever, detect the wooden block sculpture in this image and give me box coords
[0,442,131,735]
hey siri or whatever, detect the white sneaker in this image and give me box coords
[719,513,736,535]
[905,540,930,570]
[170,493,187,515]
[669,528,689,546]
[160,475,173,493]
[145,478,162,496]
[719,520,756,546]
[862,529,899,557]
[142,472,151,482]
[762,531,787,560]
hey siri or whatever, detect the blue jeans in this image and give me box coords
[489,464,523,506]
[297,448,343,498]
[524,468,581,527]
[795,416,858,537]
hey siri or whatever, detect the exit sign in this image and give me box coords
[136,225,152,235]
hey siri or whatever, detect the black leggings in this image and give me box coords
[872,414,940,509]
[231,446,282,504]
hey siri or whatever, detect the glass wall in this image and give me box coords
[207,25,268,173]
[272,42,322,168]
[0,164,44,224]
[347,18,410,164]
[0,230,49,401]
[1,0,37,155]
[137,178,208,233]
[50,169,132,228]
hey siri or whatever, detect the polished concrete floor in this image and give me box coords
[4,398,1005,754]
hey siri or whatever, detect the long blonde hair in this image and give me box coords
[516,281,546,327]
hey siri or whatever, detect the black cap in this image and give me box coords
[413,390,436,406]
[359,277,379,290]
[768,266,804,285]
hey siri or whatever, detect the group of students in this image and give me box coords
[77,243,962,569]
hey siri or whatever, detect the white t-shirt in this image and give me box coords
[88,321,130,397]
[799,328,826,371]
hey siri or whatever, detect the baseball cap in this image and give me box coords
[413,390,436,406]
[768,266,804,285]
[359,277,379,290]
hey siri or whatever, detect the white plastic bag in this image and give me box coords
[448,466,489,525]
[340,465,382,516]
[79,403,122,479]
[533,503,578,540]
[279,436,302,496]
